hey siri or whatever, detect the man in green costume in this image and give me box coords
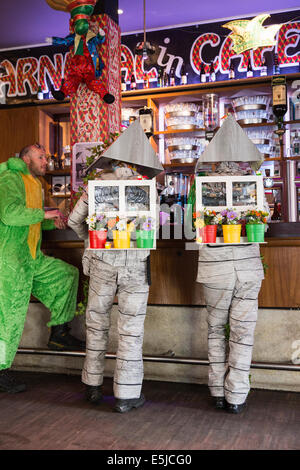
[0,143,84,394]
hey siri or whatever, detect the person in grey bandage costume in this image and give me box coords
[68,165,150,413]
[68,122,163,413]
[195,116,269,414]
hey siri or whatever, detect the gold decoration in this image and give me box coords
[222,14,281,54]
[45,0,71,12]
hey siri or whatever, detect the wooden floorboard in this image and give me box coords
[0,371,299,450]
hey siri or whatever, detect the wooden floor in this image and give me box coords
[0,371,299,451]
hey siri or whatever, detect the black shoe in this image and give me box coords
[114,394,145,413]
[103,93,115,104]
[0,370,26,393]
[213,397,226,410]
[85,385,103,404]
[48,324,85,351]
[226,401,247,414]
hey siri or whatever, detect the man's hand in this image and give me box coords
[54,217,67,229]
[45,210,67,229]
[44,209,61,219]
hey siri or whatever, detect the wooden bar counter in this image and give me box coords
[42,223,300,309]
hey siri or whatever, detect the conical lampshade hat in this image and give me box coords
[195,114,263,171]
[85,120,164,179]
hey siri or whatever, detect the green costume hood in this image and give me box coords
[0,157,30,176]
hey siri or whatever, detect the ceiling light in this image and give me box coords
[118,9,123,14]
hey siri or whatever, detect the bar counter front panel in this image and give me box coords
[42,224,300,309]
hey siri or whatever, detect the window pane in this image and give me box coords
[94,186,119,212]
[125,185,150,211]
[202,182,227,206]
[232,182,257,206]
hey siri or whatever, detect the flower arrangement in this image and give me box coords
[203,209,223,225]
[86,213,108,231]
[220,209,241,225]
[108,216,136,232]
[244,209,268,224]
[134,216,155,231]
[194,210,223,229]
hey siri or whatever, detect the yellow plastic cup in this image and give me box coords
[222,224,241,243]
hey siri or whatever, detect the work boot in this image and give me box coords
[103,93,115,104]
[0,370,26,393]
[48,323,85,351]
[226,401,247,414]
[85,385,103,405]
[114,394,145,413]
[213,397,227,410]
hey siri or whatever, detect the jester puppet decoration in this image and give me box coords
[45,0,115,104]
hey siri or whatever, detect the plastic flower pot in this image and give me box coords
[136,230,155,248]
[246,224,265,242]
[222,224,241,243]
[203,225,217,243]
[89,230,107,249]
[112,230,131,249]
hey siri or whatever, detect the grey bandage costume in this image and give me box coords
[68,189,150,400]
[197,243,264,404]
[195,116,269,406]
[69,122,163,401]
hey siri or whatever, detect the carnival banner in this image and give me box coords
[0,10,300,104]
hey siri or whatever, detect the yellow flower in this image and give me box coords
[127,222,135,232]
[195,219,205,229]
[196,236,203,243]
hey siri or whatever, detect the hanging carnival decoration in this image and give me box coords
[222,14,282,55]
[45,0,115,104]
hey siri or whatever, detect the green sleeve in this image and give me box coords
[42,219,56,230]
[0,171,45,226]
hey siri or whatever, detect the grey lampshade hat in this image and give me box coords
[195,114,264,172]
[85,120,164,179]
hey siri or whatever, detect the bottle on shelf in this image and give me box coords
[229,62,235,80]
[138,106,153,138]
[209,62,216,82]
[121,72,127,92]
[52,154,60,171]
[273,53,280,75]
[37,86,43,100]
[246,59,253,78]
[157,67,163,88]
[200,63,206,83]
[260,57,268,76]
[130,73,137,90]
[169,67,176,86]
[271,201,281,221]
[180,62,188,85]
[163,70,169,87]
[47,157,55,171]
[272,75,287,120]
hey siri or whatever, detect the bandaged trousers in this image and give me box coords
[203,276,261,405]
[197,244,264,405]
[82,258,149,399]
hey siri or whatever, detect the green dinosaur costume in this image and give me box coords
[0,158,79,370]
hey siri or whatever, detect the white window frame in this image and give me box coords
[88,179,157,250]
[195,175,264,212]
